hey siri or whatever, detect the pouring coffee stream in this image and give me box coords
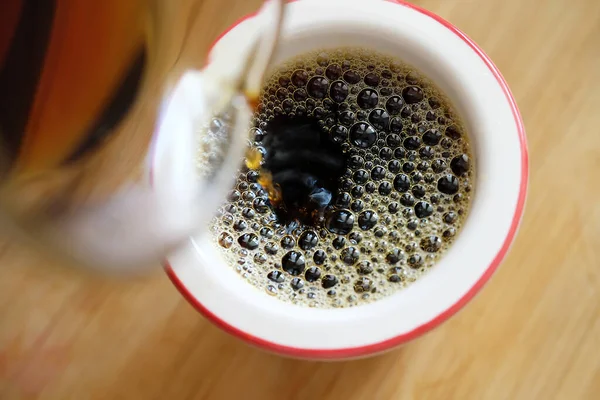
[0,0,285,271]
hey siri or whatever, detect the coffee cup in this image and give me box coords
[158,0,528,359]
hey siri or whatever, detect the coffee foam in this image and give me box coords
[201,48,474,308]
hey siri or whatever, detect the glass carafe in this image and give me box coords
[0,0,282,272]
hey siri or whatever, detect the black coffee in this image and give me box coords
[208,48,474,308]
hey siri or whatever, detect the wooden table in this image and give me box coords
[1,0,599,398]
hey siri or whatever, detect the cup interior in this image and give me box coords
[164,0,527,359]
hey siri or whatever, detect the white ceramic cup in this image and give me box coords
[160,0,528,359]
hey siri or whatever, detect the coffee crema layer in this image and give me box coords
[201,48,474,308]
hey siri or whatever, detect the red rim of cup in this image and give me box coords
[164,0,529,360]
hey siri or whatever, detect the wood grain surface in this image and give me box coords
[1,0,600,398]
